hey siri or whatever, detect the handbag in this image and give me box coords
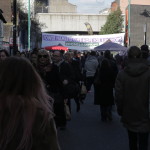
[63,80,80,99]
[64,103,71,121]
[80,82,87,95]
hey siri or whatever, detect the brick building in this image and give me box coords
[113,0,150,47]
[117,0,150,14]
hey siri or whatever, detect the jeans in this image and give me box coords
[100,105,112,121]
[86,76,94,91]
[127,130,149,150]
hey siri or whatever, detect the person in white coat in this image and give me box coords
[84,51,98,92]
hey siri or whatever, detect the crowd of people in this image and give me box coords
[0,45,150,150]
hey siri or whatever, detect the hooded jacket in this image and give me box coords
[115,58,150,132]
[84,55,98,77]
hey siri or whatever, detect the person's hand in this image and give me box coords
[44,65,51,72]
[63,80,68,85]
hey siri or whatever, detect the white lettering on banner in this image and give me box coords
[42,33,125,51]
[43,35,56,41]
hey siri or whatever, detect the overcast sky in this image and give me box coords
[68,0,114,14]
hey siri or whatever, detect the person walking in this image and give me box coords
[0,57,60,150]
[64,52,82,112]
[52,50,73,129]
[36,49,65,129]
[94,50,118,121]
[141,44,150,66]
[36,49,52,81]
[84,51,98,92]
[115,46,150,150]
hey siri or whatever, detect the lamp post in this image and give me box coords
[28,0,31,51]
[128,0,131,47]
[140,9,150,45]
[13,0,17,55]
[144,23,147,45]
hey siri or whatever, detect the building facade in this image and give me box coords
[0,0,12,44]
[0,9,7,49]
[117,0,150,14]
[126,5,150,47]
[37,13,108,34]
[114,0,150,47]
[0,0,42,51]
[48,0,77,13]
[36,0,109,35]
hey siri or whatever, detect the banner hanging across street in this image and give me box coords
[42,33,125,51]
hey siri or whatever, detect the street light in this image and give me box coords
[140,9,150,45]
[128,0,131,47]
[13,0,17,55]
[143,23,147,45]
[84,22,93,35]
[28,0,31,51]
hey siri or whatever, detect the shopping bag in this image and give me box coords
[63,81,80,99]
[80,83,87,95]
[64,103,71,121]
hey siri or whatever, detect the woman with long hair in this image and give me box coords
[0,57,60,150]
[37,49,67,129]
[37,49,52,77]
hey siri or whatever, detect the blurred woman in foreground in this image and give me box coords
[0,57,60,150]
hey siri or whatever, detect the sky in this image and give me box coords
[68,0,114,14]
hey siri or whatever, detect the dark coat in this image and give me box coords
[115,58,150,132]
[94,58,118,106]
[45,64,63,94]
[70,59,83,82]
[37,63,67,127]
[32,111,60,150]
[57,60,73,82]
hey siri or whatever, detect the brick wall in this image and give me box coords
[120,0,150,14]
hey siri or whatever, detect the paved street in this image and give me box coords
[58,89,128,150]
[58,89,149,150]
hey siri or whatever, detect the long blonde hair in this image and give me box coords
[0,57,54,150]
